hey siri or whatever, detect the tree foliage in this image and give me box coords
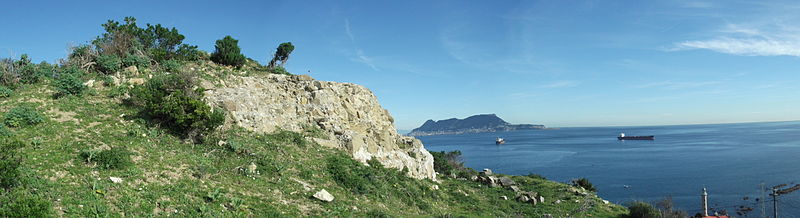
[268,42,294,68]
[129,73,224,140]
[93,16,200,62]
[210,36,246,67]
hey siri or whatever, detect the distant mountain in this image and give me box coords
[408,114,545,136]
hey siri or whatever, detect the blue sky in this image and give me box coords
[2,0,799,129]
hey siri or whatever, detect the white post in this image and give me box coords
[702,188,709,217]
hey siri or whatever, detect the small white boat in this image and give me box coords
[495,137,506,144]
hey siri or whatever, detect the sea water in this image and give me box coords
[417,121,800,216]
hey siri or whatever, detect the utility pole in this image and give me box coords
[772,187,778,218]
[761,183,766,218]
[770,183,800,218]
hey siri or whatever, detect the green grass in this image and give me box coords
[0,72,628,217]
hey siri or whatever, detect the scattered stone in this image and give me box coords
[313,189,334,202]
[555,200,562,204]
[499,177,516,187]
[109,177,123,183]
[602,200,610,204]
[543,214,553,218]
[509,185,520,192]
[538,196,545,204]
[487,176,499,187]
[83,79,95,88]
[517,195,530,202]
[480,168,493,176]
[500,196,508,200]
[247,162,258,174]
[124,66,139,75]
[218,140,227,146]
[530,197,538,205]
[470,175,479,181]
[575,200,580,203]
[431,185,439,190]
[128,78,145,85]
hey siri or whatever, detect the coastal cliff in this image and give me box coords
[203,74,436,180]
[409,114,545,136]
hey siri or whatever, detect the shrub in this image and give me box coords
[210,36,246,67]
[0,56,52,88]
[3,106,44,128]
[326,155,376,195]
[0,139,25,190]
[95,54,122,74]
[572,177,596,192]
[122,54,150,69]
[430,150,465,176]
[80,147,132,170]
[0,126,12,137]
[94,17,195,62]
[0,86,12,98]
[161,59,182,72]
[176,44,205,61]
[130,73,224,139]
[268,66,290,75]
[19,62,51,84]
[0,189,54,217]
[53,67,87,97]
[626,201,660,218]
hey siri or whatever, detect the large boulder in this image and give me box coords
[499,177,516,187]
[313,189,334,202]
[203,74,436,180]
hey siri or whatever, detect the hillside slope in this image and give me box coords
[0,68,627,217]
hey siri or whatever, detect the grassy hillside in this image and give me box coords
[0,76,627,217]
[0,16,629,217]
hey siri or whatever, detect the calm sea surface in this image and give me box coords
[417,121,800,216]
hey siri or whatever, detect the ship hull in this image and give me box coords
[617,136,654,140]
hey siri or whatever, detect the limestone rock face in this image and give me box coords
[203,74,436,180]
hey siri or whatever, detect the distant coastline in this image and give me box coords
[408,114,546,136]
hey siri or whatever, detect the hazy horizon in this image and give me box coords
[2,0,799,129]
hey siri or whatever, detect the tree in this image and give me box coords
[268,42,294,68]
[210,36,246,67]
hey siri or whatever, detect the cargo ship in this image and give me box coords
[617,133,654,140]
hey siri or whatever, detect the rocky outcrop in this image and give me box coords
[203,74,436,180]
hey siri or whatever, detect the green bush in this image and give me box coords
[210,36,246,67]
[53,66,87,97]
[0,126,12,137]
[176,44,205,61]
[0,189,54,217]
[19,62,52,84]
[96,54,122,74]
[326,155,378,195]
[626,201,660,218]
[122,54,150,69]
[0,86,12,98]
[0,139,25,189]
[94,17,197,62]
[430,150,465,176]
[161,59,182,72]
[80,147,133,170]
[3,106,44,128]
[572,177,596,192]
[130,73,224,139]
[268,66,290,75]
